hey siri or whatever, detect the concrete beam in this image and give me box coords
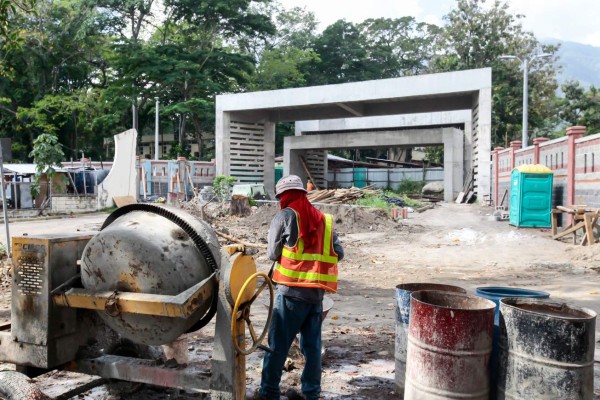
[295,111,472,135]
[336,102,364,117]
[285,129,445,151]
[284,128,464,201]
[216,68,491,112]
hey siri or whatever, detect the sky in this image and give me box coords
[278,0,600,47]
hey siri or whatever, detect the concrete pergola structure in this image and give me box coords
[215,68,492,198]
[292,111,473,201]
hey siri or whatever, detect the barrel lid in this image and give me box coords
[513,164,553,174]
[476,286,550,298]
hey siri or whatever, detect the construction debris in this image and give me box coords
[307,186,381,204]
[215,230,267,249]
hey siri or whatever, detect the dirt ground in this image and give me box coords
[0,202,599,399]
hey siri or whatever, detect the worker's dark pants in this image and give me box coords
[259,292,323,400]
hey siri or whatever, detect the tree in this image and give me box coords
[29,133,64,197]
[306,20,369,85]
[358,17,440,78]
[558,81,600,135]
[432,0,560,146]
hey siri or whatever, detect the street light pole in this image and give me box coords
[154,97,159,161]
[500,53,551,147]
[522,57,529,147]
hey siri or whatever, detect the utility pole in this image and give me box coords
[0,141,10,258]
[155,97,160,160]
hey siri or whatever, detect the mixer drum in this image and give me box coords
[80,205,221,345]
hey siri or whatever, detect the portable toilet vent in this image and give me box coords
[509,164,554,228]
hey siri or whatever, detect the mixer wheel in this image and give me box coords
[0,371,49,400]
[231,272,274,356]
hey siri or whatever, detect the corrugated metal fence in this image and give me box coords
[328,167,444,189]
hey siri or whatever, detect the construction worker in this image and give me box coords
[258,175,343,400]
[306,179,314,192]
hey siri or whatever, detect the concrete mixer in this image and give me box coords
[0,204,273,399]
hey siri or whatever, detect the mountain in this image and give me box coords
[543,39,600,89]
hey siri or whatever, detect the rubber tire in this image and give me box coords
[0,371,48,400]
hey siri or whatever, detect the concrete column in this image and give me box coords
[215,111,230,176]
[463,121,473,179]
[493,147,504,205]
[283,146,308,183]
[476,87,492,198]
[442,128,464,202]
[509,140,522,170]
[567,126,586,207]
[263,122,276,196]
[532,137,549,164]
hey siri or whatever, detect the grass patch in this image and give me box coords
[356,192,424,211]
[394,178,425,195]
[356,194,391,211]
[400,194,423,208]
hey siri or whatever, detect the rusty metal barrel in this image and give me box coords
[394,283,466,395]
[498,298,596,399]
[405,291,495,399]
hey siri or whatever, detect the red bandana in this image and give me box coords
[279,190,324,247]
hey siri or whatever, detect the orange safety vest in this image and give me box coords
[272,209,339,293]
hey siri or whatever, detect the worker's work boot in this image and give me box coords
[284,388,305,400]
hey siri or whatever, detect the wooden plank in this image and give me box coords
[455,192,465,204]
[36,371,105,400]
[499,189,508,207]
[113,196,136,208]
[551,209,561,237]
[557,205,576,213]
[299,156,320,190]
[553,221,585,240]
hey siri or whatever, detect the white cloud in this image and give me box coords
[508,0,600,46]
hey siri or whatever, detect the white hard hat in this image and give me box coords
[275,175,307,198]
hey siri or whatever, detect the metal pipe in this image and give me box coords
[0,142,9,257]
[155,97,160,161]
[522,58,529,147]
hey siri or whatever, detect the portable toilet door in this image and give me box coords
[509,164,554,228]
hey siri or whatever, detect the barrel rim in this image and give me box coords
[411,290,496,311]
[395,283,467,293]
[475,286,550,298]
[500,298,597,320]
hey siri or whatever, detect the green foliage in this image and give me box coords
[558,81,600,135]
[356,193,391,211]
[394,178,425,195]
[213,175,237,201]
[431,0,560,147]
[399,194,423,208]
[29,133,64,197]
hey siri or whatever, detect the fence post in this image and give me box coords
[567,126,586,209]
[533,137,549,164]
[510,140,522,170]
[493,147,504,206]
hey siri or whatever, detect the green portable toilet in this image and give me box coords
[509,164,554,228]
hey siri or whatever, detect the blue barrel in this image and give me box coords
[395,283,466,396]
[475,286,550,399]
[498,299,596,399]
[476,287,550,325]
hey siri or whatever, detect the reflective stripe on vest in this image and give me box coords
[273,211,338,292]
[280,214,337,264]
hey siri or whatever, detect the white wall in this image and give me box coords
[97,129,138,209]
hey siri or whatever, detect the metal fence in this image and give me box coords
[328,167,444,190]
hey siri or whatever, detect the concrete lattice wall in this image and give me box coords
[492,127,600,212]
